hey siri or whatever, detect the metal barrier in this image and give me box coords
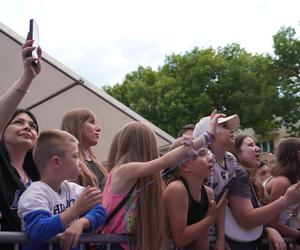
[0,231,296,250]
[0,232,136,250]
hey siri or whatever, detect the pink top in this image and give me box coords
[102,172,138,248]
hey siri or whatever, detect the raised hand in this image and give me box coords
[283,181,300,207]
[207,191,228,221]
[21,39,42,81]
[60,218,88,250]
[72,187,102,216]
[207,110,225,137]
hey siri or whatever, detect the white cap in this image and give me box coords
[193,114,240,138]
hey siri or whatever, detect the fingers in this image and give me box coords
[72,233,80,248]
[37,46,42,57]
[217,190,228,207]
[294,181,300,189]
[210,109,217,118]
[22,46,36,59]
[22,39,34,49]
[60,231,75,250]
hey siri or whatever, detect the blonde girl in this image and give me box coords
[102,112,222,250]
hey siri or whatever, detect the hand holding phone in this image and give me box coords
[28,19,39,65]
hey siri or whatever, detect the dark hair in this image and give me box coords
[0,109,40,181]
[177,124,195,138]
[5,109,39,133]
[271,138,300,184]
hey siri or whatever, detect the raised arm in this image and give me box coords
[230,181,300,229]
[0,39,41,137]
[112,111,224,193]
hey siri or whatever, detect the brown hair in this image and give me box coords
[271,138,300,184]
[33,129,78,173]
[106,130,121,172]
[61,108,107,187]
[115,121,167,250]
[164,136,190,184]
[234,133,264,203]
[177,124,195,138]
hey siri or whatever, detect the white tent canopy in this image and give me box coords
[0,22,174,162]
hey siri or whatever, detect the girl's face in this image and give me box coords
[189,148,214,179]
[215,122,235,150]
[238,137,261,169]
[3,113,38,151]
[81,116,101,147]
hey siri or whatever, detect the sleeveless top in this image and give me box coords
[263,175,298,225]
[179,177,209,225]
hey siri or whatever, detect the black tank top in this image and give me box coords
[179,177,210,225]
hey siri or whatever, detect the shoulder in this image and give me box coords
[268,176,291,192]
[224,151,237,162]
[164,180,188,201]
[18,182,51,217]
[204,184,214,201]
[62,181,84,195]
[164,180,187,194]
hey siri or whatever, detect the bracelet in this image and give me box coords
[279,196,288,209]
[202,131,215,148]
[13,86,29,94]
[182,136,198,160]
[206,131,216,143]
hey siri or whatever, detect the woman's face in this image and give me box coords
[3,113,38,151]
[238,137,261,169]
[81,116,101,147]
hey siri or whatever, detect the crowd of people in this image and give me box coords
[0,39,300,250]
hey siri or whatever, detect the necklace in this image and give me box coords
[10,162,31,187]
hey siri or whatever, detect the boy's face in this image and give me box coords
[60,141,80,181]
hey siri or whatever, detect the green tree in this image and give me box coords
[104,31,299,137]
[273,26,300,136]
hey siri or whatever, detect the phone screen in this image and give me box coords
[29,19,39,59]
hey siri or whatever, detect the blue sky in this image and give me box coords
[1,0,300,87]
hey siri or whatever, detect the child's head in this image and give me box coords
[177,124,195,138]
[271,137,300,184]
[33,129,80,181]
[61,108,101,148]
[193,114,239,151]
[115,121,159,165]
[165,136,213,183]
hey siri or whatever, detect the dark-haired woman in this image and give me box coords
[0,39,41,250]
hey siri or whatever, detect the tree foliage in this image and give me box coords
[104,27,300,137]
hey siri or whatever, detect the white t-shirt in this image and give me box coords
[18,180,84,229]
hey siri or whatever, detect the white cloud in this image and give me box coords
[1,0,300,86]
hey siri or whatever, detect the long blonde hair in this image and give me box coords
[115,121,167,250]
[61,108,107,187]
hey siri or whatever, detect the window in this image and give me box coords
[257,140,274,153]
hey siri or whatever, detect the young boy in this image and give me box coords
[18,129,106,250]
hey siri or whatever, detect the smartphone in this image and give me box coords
[215,175,236,203]
[28,19,39,63]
